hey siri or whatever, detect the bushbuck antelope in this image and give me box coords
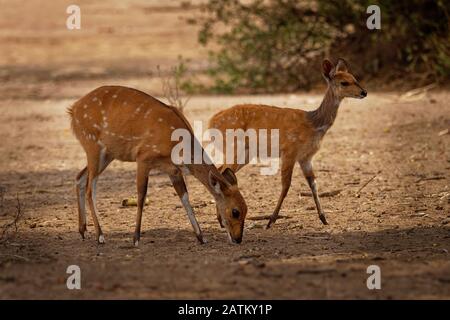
[209,58,367,228]
[68,86,247,245]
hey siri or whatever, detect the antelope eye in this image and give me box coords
[232,208,240,219]
[340,81,350,86]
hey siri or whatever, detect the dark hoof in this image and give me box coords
[319,214,328,225]
[196,234,206,244]
[79,225,87,240]
[266,218,276,229]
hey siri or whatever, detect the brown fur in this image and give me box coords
[70,85,247,244]
[209,58,367,228]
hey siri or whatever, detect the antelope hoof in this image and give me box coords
[133,234,140,247]
[79,225,87,240]
[98,234,105,244]
[266,217,276,229]
[196,234,206,245]
[319,214,328,225]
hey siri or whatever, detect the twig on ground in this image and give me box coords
[0,254,29,262]
[0,193,24,244]
[398,83,437,101]
[300,189,342,198]
[296,235,331,240]
[297,268,335,274]
[415,176,446,183]
[247,215,291,221]
[356,172,380,197]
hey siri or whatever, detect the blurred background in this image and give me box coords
[0,0,449,299]
[0,0,448,100]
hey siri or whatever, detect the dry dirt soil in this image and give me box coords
[0,0,449,299]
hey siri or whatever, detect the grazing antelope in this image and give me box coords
[209,58,367,228]
[68,86,247,245]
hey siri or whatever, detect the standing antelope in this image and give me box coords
[68,86,247,245]
[209,58,367,228]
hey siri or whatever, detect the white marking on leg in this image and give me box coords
[98,145,107,172]
[181,193,201,236]
[302,160,313,175]
[91,177,98,207]
[181,166,190,175]
[77,173,87,221]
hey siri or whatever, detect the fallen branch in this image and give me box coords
[0,194,24,244]
[297,235,331,240]
[356,172,380,197]
[300,189,342,198]
[297,268,335,274]
[247,215,291,221]
[0,254,30,262]
[398,83,437,101]
[415,176,446,183]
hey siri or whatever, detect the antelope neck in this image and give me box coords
[306,86,342,133]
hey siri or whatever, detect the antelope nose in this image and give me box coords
[361,90,367,97]
[233,237,242,244]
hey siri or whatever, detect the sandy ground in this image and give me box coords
[0,1,449,299]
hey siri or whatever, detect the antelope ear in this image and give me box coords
[221,168,238,186]
[322,59,334,80]
[335,58,349,73]
[208,170,230,196]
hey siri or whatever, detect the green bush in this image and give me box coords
[190,0,449,93]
